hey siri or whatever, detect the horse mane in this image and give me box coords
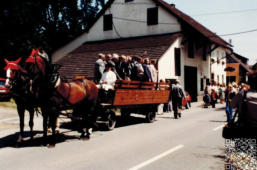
[25,55,47,77]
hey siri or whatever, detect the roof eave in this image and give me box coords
[154,0,232,48]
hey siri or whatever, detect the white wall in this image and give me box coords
[211,47,227,85]
[180,40,211,95]
[158,37,211,96]
[52,0,181,62]
[158,38,180,81]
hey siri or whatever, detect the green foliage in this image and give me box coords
[0,0,106,76]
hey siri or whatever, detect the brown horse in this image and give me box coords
[4,58,35,143]
[25,49,98,147]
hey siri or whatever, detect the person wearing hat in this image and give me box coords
[171,79,185,119]
[97,63,117,91]
[94,53,106,83]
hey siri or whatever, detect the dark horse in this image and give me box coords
[25,49,98,147]
[4,58,35,143]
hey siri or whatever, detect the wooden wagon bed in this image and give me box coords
[113,80,170,106]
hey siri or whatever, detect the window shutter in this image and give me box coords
[103,14,113,31]
[175,48,181,76]
[147,7,158,25]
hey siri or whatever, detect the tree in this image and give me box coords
[0,0,106,76]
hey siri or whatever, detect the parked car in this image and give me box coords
[0,78,11,101]
[182,91,191,109]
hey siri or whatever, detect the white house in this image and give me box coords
[211,47,227,85]
[52,0,232,101]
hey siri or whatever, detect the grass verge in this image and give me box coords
[0,98,17,109]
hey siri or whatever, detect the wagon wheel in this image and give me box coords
[105,111,116,130]
[146,111,156,123]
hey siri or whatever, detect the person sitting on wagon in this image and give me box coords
[97,63,117,91]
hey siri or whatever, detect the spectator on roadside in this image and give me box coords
[219,84,225,104]
[171,80,185,119]
[225,84,236,123]
[166,80,172,112]
[157,79,165,115]
[210,88,216,108]
[203,86,211,108]
[94,53,106,83]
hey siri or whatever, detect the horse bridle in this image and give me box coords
[6,69,19,89]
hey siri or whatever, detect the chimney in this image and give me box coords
[229,39,232,45]
[170,4,175,7]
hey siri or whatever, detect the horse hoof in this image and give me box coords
[80,136,90,141]
[47,144,55,148]
[15,142,22,148]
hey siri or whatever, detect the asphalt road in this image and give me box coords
[0,103,226,170]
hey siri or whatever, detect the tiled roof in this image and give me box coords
[154,0,232,48]
[56,34,179,81]
[227,53,252,72]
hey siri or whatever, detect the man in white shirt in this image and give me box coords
[97,63,117,91]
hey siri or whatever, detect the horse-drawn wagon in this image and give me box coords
[3,50,171,146]
[96,80,171,130]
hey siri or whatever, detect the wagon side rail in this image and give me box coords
[113,80,171,106]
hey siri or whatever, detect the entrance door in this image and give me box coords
[184,66,198,102]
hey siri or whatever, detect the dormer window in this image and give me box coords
[147,7,158,25]
[103,14,113,31]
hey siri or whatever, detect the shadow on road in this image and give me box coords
[158,116,177,119]
[59,115,147,132]
[209,120,226,123]
[115,116,149,129]
[0,115,153,148]
[0,130,79,149]
[215,107,226,111]
[213,154,225,160]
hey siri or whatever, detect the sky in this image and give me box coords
[164,0,257,65]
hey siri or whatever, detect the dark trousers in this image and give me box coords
[172,101,178,118]
[172,98,181,118]
[211,98,216,108]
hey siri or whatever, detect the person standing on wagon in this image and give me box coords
[94,53,106,83]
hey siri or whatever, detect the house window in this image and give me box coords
[202,46,207,61]
[103,14,112,31]
[206,78,210,85]
[201,78,204,91]
[125,0,133,2]
[147,7,158,25]
[188,41,194,58]
[174,48,181,76]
